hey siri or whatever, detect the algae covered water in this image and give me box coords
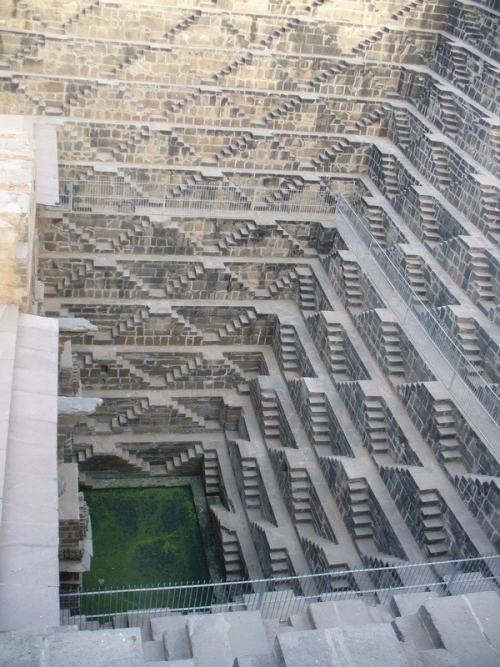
[83,486,210,590]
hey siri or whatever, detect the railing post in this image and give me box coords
[445,560,462,594]
[256,579,268,614]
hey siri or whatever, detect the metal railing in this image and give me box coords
[55,178,337,215]
[336,195,500,444]
[60,555,500,628]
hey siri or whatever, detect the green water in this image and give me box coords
[83,486,210,591]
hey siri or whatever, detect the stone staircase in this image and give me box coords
[391,108,411,148]
[348,478,374,544]
[479,184,500,239]
[219,525,245,580]
[364,398,391,460]
[239,456,261,510]
[308,392,330,447]
[203,449,220,496]
[297,269,316,311]
[380,154,399,198]
[325,320,348,376]
[449,43,470,87]
[351,27,390,56]
[418,193,441,243]
[165,443,204,473]
[164,10,202,40]
[278,323,299,373]
[74,435,151,475]
[307,58,348,88]
[166,264,204,296]
[380,321,406,378]
[264,96,301,124]
[436,87,460,134]
[217,220,258,252]
[419,489,449,557]
[430,142,452,190]
[79,350,151,388]
[260,390,281,441]
[364,203,387,246]
[432,399,464,466]
[468,248,496,305]
[111,304,202,345]
[454,316,484,373]
[218,309,258,342]
[342,258,363,309]
[290,468,312,524]
[24,590,500,665]
[312,138,351,168]
[404,255,429,304]
[260,17,301,48]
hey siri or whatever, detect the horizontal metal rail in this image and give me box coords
[60,554,500,628]
[336,194,500,446]
[54,178,337,215]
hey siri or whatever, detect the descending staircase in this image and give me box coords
[260,390,281,441]
[461,5,482,44]
[218,309,258,342]
[308,393,330,447]
[436,87,460,134]
[219,527,245,580]
[203,450,220,496]
[348,479,374,543]
[454,316,484,373]
[419,489,449,557]
[449,43,469,87]
[342,259,363,309]
[404,255,429,304]
[430,143,452,190]
[380,321,405,378]
[432,399,464,466]
[290,468,312,524]
[278,324,298,373]
[165,443,204,473]
[479,185,500,239]
[240,457,261,510]
[364,204,387,246]
[391,108,411,148]
[418,194,441,243]
[364,398,391,459]
[468,248,496,305]
[297,270,316,311]
[74,436,151,475]
[380,155,399,198]
[326,321,348,376]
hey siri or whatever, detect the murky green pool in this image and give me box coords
[83,486,210,590]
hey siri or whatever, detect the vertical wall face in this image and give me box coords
[0,117,36,312]
[0,0,500,611]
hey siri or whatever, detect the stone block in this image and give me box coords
[307,598,373,629]
[151,615,191,661]
[418,593,500,666]
[44,628,145,667]
[187,611,269,667]
[391,592,439,617]
[274,624,411,667]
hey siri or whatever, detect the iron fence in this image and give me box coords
[60,554,500,629]
[55,178,337,215]
[336,195,500,443]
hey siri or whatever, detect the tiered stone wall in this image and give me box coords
[1,0,499,597]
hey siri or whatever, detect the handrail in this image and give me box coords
[53,177,337,215]
[336,194,500,447]
[60,554,500,627]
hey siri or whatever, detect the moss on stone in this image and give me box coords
[83,486,210,591]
